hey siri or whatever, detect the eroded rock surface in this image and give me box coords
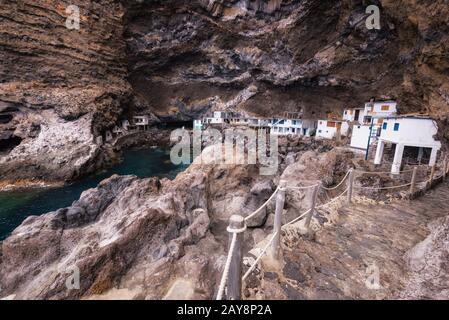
[3,0,449,183]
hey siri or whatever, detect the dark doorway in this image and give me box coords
[355,109,360,122]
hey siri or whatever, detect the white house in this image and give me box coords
[374,116,441,174]
[193,119,203,130]
[133,115,149,125]
[204,111,235,125]
[350,124,383,150]
[316,120,349,139]
[349,100,398,150]
[363,100,397,124]
[122,120,130,131]
[269,118,317,136]
[112,125,124,135]
[343,108,365,123]
[270,118,302,135]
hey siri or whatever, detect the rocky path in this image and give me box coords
[250,181,449,300]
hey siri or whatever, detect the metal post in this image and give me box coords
[226,215,246,300]
[365,118,374,160]
[271,188,285,259]
[305,183,320,232]
[347,169,354,204]
[429,165,435,189]
[409,167,417,198]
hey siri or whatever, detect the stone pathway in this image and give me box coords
[248,181,449,300]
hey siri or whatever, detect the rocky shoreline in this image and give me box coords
[0,125,173,192]
[1,135,440,300]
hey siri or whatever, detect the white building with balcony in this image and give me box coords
[269,118,316,136]
[374,116,441,174]
[349,100,398,150]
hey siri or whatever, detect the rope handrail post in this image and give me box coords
[428,165,436,189]
[270,186,285,260]
[305,182,320,232]
[226,215,246,300]
[347,169,354,204]
[409,166,418,198]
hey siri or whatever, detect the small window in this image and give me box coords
[382,122,387,130]
[318,130,322,133]
[394,123,400,131]
[381,105,390,111]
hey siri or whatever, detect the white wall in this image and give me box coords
[316,120,349,139]
[316,120,336,139]
[343,109,364,122]
[350,125,372,149]
[364,101,397,118]
[380,118,441,148]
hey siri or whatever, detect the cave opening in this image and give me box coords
[0,135,23,153]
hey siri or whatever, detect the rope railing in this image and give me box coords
[282,209,311,228]
[355,182,412,190]
[321,171,351,191]
[242,231,279,282]
[354,168,422,175]
[244,186,280,222]
[216,232,237,300]
[316,187,349,209]
[218,156,449,300]
[282,183,320,190]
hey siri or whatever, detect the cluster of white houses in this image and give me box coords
[195,100,442,174]
[96,115,152,145]
[194,111,317,137]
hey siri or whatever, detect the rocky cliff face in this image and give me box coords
[124,0,449,131]
[0,0,131,183]
[1,0,449,179]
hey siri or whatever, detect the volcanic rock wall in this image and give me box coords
[124,0,449,138]
[1,0,449,183]
[0,0,130,182]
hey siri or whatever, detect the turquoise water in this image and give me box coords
[0,148,187,240]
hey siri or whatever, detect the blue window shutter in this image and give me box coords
[394,123,400,131]
[382,122,387,130]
